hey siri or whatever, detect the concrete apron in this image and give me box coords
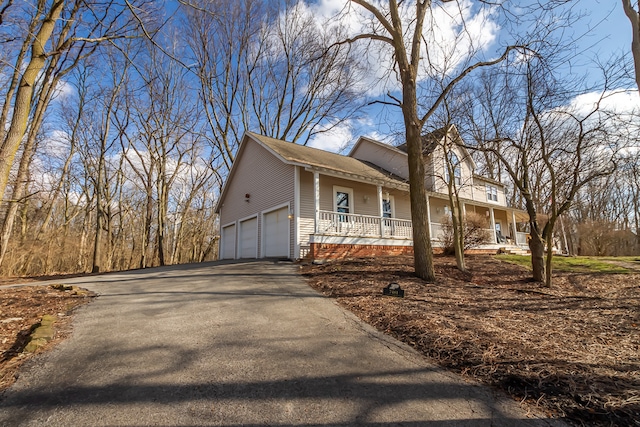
[0,260,564,426]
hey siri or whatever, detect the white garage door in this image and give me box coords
[239,217,257,258]
[263,207,289,258]
[221,224,236,259]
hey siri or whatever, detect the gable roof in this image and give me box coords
[395,129,442,156]
[247,132,408,187]
[348,135,408,158]
[215,132,409,213]
[395,125,477,170]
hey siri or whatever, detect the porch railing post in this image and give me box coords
[313,171,320,234]
[489,207,496,244]
[377,185,383,237]
[511,210,517,246]
[426,194,432,238]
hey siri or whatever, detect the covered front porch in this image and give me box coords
[427,196,529,248]
[302,168,529,259]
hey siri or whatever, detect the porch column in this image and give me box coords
[313,171,320,233]
[489,207,497,244]
[461,202,466,219]
[426,194,432,238]
[511,210,518,245]
[377,185,384,237]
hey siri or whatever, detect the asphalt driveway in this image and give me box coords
[0,260,563,426]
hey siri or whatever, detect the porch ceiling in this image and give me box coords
[427,191,529,221]
[306,166,409,191]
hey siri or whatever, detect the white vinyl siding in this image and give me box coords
[350,139,409,180]
[298,170,315,250]
[218,137,295,258]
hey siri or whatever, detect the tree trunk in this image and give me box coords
[92,157,105,273]
[529,227,545,282]
[156,175,167,267]
[0,131,35,268]
[0,2,64,202]
[406,122,435,281]
[545,231,554,287]
[453,204,465,272]
[448,188,465,272]
[622,0,640,93]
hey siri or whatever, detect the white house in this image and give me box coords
[215,129,529,260]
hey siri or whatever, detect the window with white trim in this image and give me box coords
[382,195,395,218]
[334,186,353,221]
[445,151,462,186]
[486,185,498,202]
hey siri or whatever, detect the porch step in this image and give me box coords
[500,247,530,256]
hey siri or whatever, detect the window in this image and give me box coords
[336,191,350,214]
[445,151,462,186]
[334,186,353,221]
[486,185,498,202]
[382,196,394,218]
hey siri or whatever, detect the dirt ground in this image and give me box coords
[0,283,94,392]
[1,258,638,426]
[303,255,640,427]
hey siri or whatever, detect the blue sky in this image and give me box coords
[581,0,630,57]
[301,0,639,153]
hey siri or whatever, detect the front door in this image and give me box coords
[495,221,504,243]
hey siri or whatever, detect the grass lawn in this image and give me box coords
[495,254,634,274]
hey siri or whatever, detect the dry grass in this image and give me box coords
[0,285,94,392]
[303,255,640,427]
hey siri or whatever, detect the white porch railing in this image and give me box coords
[430,223,445,241]
[315,210,528,247]
[317,210,412,239]
[516,232,528,246]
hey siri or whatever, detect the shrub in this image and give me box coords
[441,211,491,255]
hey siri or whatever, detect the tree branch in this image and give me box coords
[419,45,529,126]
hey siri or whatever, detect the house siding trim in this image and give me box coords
[294,166,300,259]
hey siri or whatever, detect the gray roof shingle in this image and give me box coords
[248,132,408,188]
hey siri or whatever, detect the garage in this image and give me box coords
[263,207,290,258]
[238,217,258,258]
[221,224,236,259]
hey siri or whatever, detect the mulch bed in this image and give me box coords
[0,285,94,392]
[302,255,640,427]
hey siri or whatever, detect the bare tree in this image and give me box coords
[341,0,536,280]
[466,59,625,286]
[0,1,157,205]
[622,0,640,93]
[181,0,361,175]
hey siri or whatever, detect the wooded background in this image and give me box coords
[1,0,639,278]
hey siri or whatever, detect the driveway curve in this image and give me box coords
[0,260,563,426]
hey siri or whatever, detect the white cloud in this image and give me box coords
[569,89,640,117]
[42,129,71,159]
[307,119,354,153]
[297,0,500,96]
[53,79,75,100]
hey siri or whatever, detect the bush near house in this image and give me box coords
[440,211,492,255]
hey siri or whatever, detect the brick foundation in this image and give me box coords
[310,243,414,259]
[309,243,500,260]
